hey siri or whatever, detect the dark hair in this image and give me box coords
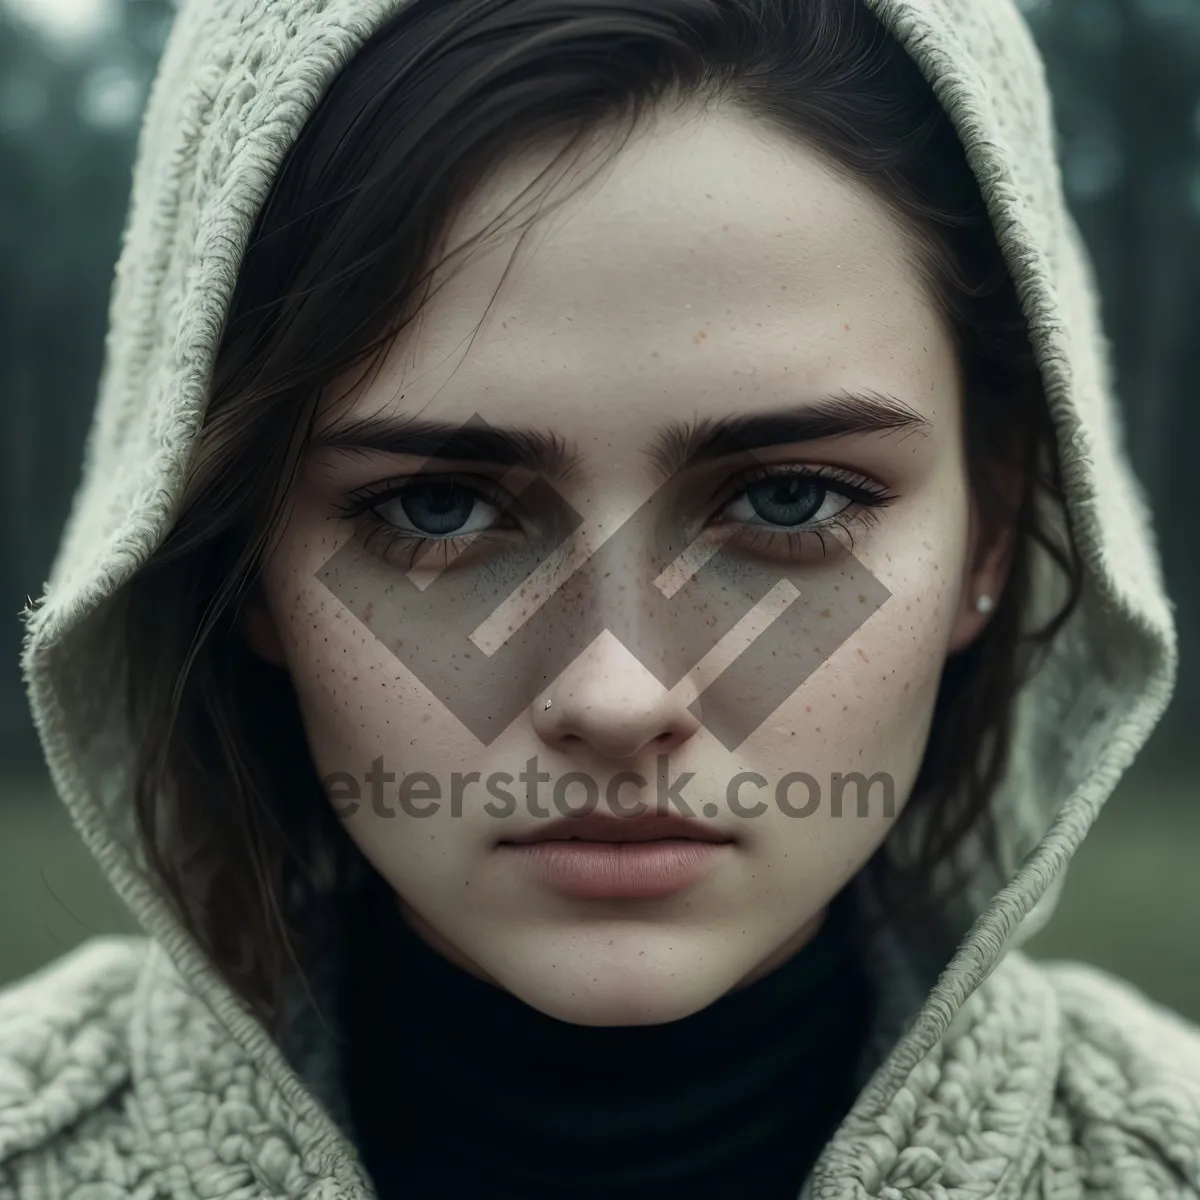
[126,0,1081,1028]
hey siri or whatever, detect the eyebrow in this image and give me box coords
[313,413,580,480]
[312,390,928,479]
[645,390,928,475]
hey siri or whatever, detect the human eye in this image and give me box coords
[335,473,516,569]
[711,464,896,562]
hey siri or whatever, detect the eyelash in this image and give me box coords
[335,464,897,571]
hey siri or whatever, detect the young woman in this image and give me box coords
[5,0,1196,1196]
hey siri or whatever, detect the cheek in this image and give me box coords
[261,541,496,892]
[265,578,484,777]
[744,485,971,881]
[260,515,464,774]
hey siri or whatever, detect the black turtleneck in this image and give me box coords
[337,875,873,1200]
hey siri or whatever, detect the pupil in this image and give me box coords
[402,482,474,535]
[747,477,823,526]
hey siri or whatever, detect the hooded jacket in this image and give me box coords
[5,0,1198,1196]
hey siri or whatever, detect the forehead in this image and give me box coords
[336,104,957,437]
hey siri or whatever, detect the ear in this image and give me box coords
[240,583,287,667]
[946,493,1015,656]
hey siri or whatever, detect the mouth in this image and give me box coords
[496,812,736,847]
[496,815,734,899]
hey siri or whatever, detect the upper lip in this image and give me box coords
[498,813,735,845]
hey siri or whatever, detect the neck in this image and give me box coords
[337,874,875,1199]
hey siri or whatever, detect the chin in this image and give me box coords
[484,928,740,1027]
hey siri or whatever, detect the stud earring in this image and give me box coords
[543,698,553,710]
[975,594,994,614]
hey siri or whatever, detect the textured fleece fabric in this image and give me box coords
[4,0,1198,1196]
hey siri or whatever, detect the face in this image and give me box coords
[248,103,1006,1026]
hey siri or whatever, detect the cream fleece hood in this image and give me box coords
[11,0,1186,1196]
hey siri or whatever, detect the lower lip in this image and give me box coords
[498,839,730,899]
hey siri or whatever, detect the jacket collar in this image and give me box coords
[122,928,1055,1199]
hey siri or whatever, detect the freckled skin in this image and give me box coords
[249,105,1008,1027]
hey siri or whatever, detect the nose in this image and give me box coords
[533,632,702,762]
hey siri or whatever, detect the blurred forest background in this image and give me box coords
[0,0,1197,1013]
